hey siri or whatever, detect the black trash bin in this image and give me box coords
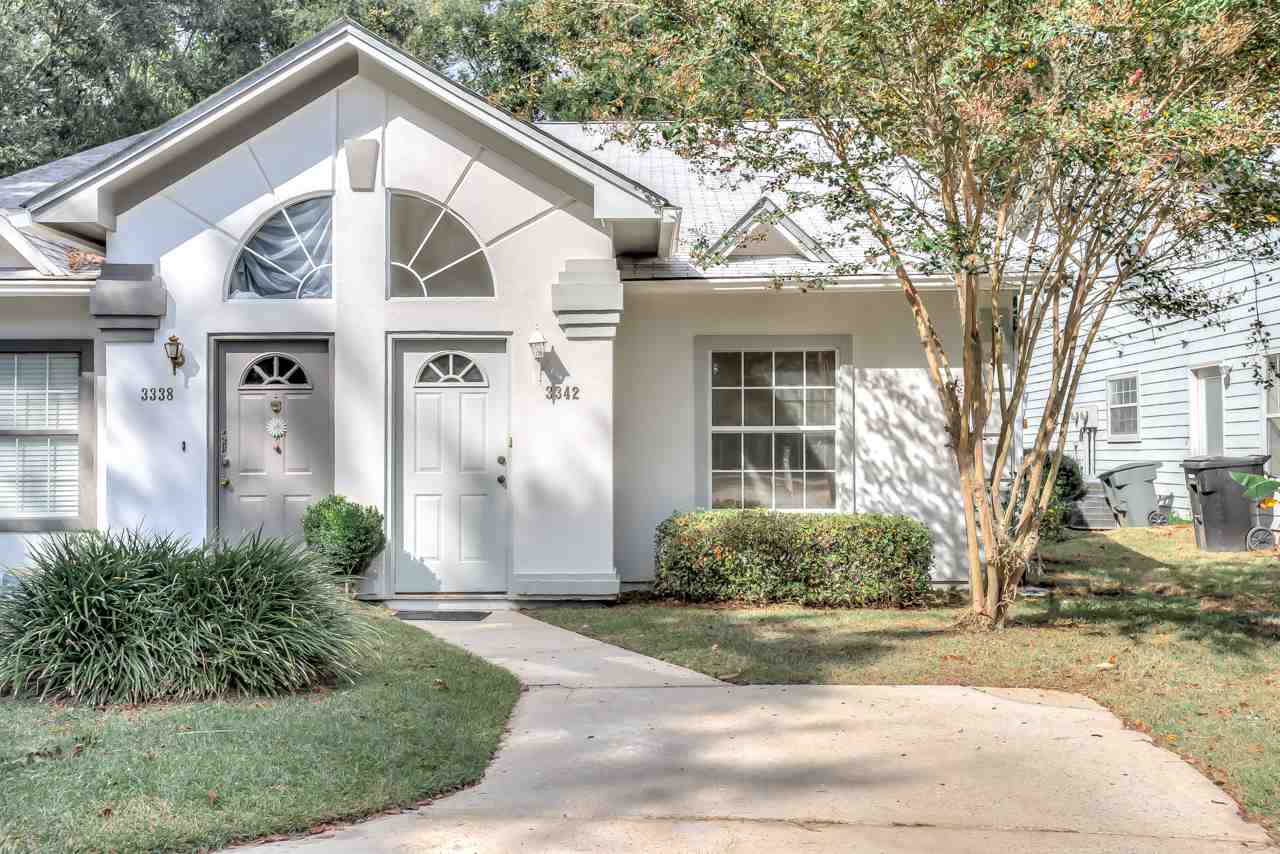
[1181,455,1269,552]
[1097,461,1161,528]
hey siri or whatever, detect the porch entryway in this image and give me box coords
[392,338,511,594]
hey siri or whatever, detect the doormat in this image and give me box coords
[396,610,491,622]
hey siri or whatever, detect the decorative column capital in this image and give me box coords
[552,259,622,340]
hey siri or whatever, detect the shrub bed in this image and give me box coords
[655,510,933,607]
[0,530,369,704]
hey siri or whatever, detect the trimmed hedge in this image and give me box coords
[302,494,387,577]
[0,530,370,705]
[655,510,933,607]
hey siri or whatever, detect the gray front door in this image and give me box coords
[217,340,333,540]
[394,340,510,593]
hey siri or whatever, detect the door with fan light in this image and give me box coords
[394,341,509,593]
[216,341,333,540]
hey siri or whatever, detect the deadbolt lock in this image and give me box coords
[497,455,507,465]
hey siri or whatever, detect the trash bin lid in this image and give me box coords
[1180,454,1270,472]
[1098,461,1160,478]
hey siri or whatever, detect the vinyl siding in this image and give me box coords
[1022,258,1280,518]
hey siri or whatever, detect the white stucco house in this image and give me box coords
[0,21,978,604]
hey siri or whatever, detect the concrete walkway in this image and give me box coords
[258,611,1276,853]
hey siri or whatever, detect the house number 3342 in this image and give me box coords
[544,384,581,402]
[140,387,175,401]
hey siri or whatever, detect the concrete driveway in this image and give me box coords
[257,612,1276,853]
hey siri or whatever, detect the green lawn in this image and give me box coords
[0,605,520,853]
[534,525,1280,834]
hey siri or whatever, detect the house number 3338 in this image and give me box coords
[544,384,581,402]
[140,387,175,401]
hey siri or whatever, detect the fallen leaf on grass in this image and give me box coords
[98,807,113,819]
[432,679,449,690]
[207,790,218,806]
[1248,744,1266,754]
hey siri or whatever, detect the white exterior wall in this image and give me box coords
[1,76,620,594]
[1023,258,1280,517]
[614,287,970,583]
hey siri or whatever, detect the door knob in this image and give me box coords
[219,478,232,488]
[497,455,506,465]
[496,475,507,485]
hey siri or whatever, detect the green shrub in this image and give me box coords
[1031,454,1090,543]
[654,510,933,607]
[0,530,370,705]
[302,495,387,577]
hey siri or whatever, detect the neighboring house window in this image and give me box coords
[1265,355,1280,470]
[229,196,333,299]
[1108,374,1140,441]
[710,350,837,509]
[387,191,495,298]
[0,344,94,530]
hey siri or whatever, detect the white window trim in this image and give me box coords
[1187,361,1227,456]
[708,348,840,511]
[0,340,96,532]
[1106,371,1141,443]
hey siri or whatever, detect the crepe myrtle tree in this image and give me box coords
[525,0,1280,626]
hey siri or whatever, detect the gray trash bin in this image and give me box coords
[1182,455,1269,551]
[1097,461,1160,528]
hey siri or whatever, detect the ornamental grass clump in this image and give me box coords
[0,530,371,705]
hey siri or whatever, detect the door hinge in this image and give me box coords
[507,435,513,448]
[220,429,228,455]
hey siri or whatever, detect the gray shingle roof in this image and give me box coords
[537,123,874,281]
[0,133,151,210]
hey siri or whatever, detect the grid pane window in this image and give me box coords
[710,350,837,509]
[1108,374,1139,440]
[0,353,81,518]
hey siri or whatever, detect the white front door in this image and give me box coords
[395,341,509,593]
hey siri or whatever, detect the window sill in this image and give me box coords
[1108,437,1141,444]
[0,519,90,534]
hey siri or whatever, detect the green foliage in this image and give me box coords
[0,0,578,179]
[301,495,387,577]
[0,530,369,705]
[655,510,933,607]
[1230,471,1280,502]
[1037,455,1089,544]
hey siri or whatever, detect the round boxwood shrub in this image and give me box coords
[655,510,933,607]
[0,530,370,705]
[301,495,387,577]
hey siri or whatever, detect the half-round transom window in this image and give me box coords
[230,196,333,300]
[416,353,487,386]
[240,353,311,388]
[389,192,494,299]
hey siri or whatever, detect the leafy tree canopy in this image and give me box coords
[0,0,575,178]
[525,0,1280,624]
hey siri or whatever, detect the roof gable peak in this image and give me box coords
[712,197,834,263]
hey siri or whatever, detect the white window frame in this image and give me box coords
[0,340,95,532]
[1260,354,1280,471]
[708,348,839,511]
[1107,372,1141,443]
[1188,362,1226,456]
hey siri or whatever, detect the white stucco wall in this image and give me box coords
[2,75,620,594]
[613,287,969,583]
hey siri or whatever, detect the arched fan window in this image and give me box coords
[240,354,311,388]
[229,196,333,299]
[388,192,494,298]
[416,353,487,386]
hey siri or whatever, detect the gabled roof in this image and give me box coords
[538,123,883,282]
[0,133,151,211]
[18,20,672,235]
[710,197,835,263]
